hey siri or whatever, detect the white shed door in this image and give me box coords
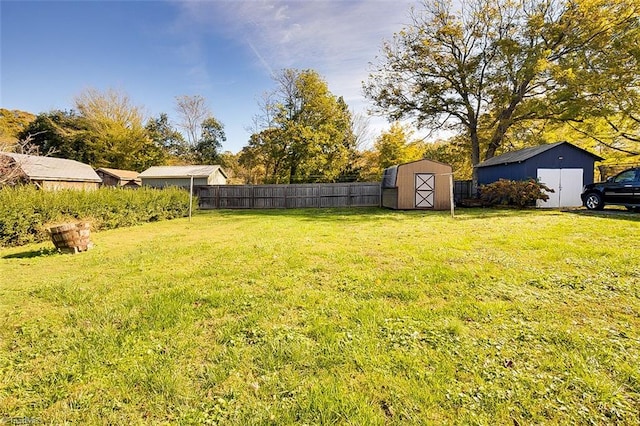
[536,168,584,208]
[415,173,435,208]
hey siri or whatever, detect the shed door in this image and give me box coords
[536,168,584,208]
[415,173,435,208]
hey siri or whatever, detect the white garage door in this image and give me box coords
[536,168,584,208]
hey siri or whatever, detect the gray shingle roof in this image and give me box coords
[138,165,226,179]
[475,142,603,168]
[1,152,102,182]
[96,167,140,180]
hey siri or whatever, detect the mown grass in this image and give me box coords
[1,208,639,425]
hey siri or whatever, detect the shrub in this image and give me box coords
[0,185,193,247]
[479,178,553,207]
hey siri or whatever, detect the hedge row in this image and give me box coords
[0,186,193,247]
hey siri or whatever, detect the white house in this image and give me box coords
[138,165,227,189]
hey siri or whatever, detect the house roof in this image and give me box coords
[96,167,140,180]
[1,152,102,182]
[475,142,604,168]
[138,165,227,179]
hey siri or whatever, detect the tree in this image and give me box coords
[422,137,473,180]
[237,144,267,184]
[0,135,46,186]
[175,95,211,146]
[375,122,424,170]
[19,110,87,162]
[20,89,164,170]
[243,69,355,183]
[357,122,427,180]
[364,0,640,186]
[192,116,226,164]
[74,88,160,170]
[0,109,36,146]
[241,128,289,183]
[146,113,188,160]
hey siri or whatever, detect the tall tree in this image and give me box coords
[21,89,163,170]
[19,110,87,162]
[192,116,226,164]
[175,95,211,146]
[243,69,354,183]
[74,88,159,170]
[0,109,36,146]
[372,123,426,177]
[146,113,188,160]
[364,0,640,186]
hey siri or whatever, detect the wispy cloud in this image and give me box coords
[171,0,416,138]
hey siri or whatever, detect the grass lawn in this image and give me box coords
[1,208,639,425]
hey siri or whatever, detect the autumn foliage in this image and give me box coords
[479,179,554,207]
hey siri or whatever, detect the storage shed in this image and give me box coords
[0,152,101,190]
[96,168,141,188]
[476,141,603,208]
[381,159,453,210]
[138,165,227,189]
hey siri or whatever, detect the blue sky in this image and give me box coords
[1,0,417,153]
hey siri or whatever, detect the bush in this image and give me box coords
[479,179,553,207]
[0,186,193,247]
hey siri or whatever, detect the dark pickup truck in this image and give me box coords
[581,167,640,211]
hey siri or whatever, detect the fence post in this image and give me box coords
[449,173,455,218]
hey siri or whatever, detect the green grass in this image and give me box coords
[1,208,639,425]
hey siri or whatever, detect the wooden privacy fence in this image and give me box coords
[454,180,473,202]
[196,183,382,209]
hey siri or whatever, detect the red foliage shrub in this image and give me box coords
[479,178,554,207]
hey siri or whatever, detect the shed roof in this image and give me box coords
[381,158,452,188]
[476,142,603,168]
[138,165,227,179]
[1,152,102,182]
[96,167,140,180]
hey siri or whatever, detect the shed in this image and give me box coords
[0,152,102,190]
[138,165,227,189]
[96,168,141,188]
[476,141,604,208]
[381,158,453,210]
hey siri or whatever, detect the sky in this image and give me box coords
[1,0,418,154]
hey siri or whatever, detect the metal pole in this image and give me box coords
[189,175,194,221]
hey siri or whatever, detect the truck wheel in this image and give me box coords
[584,193,604,210]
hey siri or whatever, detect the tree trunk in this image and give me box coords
[470,127,480,196]
[485,82,530,160]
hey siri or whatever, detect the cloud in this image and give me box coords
[171,0,416,140]
[221,1,410,71]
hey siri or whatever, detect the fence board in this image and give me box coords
[196,181,472,209]
[196,183,382,209]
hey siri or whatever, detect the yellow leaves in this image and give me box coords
[73,88,152,170]
[533,57,550,74]
[554,67,576,83]
[373,122,425,170]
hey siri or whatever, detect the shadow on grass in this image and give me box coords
[195,206,546,221]
[567,208,640,222]
[3,247,59,259]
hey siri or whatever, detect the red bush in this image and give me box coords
[479,179,554,207]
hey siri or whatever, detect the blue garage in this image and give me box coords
[476,141,603,208]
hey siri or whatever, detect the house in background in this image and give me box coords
[381,159,453,210]
[96,167,141,188]
[138,165,227,189]
[0,152,102,190]
[475,141,604,208]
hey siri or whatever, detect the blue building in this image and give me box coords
[476,142,603,208]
